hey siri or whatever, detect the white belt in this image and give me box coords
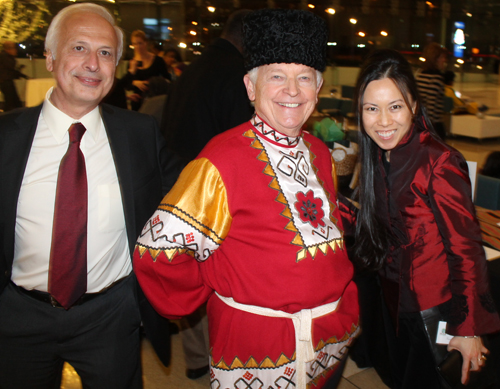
[215,292,341,389]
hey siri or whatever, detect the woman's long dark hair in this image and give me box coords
[353,49,433,271]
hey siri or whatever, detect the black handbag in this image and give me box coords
[420,305,496,389]
[420,305,459,388]
[437,350,463,388]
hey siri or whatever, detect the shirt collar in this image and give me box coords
[41,87,102,144]
[251,114,301,148]
[392,122,417,152]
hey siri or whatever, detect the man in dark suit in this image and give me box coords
[0,3,175,388]
[161,9,254,167]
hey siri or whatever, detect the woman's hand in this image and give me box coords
[132,80,149,92]
[448,336,488,385]
[128,58,140,75]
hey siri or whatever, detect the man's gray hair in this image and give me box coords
[247,67,323,88]
[45,3,124,65]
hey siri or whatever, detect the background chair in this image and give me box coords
[475,174,500,210]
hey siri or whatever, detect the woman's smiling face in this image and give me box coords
[362,77,415,159]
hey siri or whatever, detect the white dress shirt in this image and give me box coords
[12,88,132,292]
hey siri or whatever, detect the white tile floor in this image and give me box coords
[61,79,500,389]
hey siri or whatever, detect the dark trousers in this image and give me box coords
[0,80,22,111]
[349,273,394,387]
[0,275,142,389]
[180,303,209,369]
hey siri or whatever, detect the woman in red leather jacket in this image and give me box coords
[352,49,500,388]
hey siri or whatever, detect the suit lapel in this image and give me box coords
[1,105,42,264]
[100,104,136,255]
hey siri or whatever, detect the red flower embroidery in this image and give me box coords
[295,190,325,228]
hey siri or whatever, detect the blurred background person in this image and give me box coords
[162,47,184,82]
[138,75,171,126]
[443,70,488,116]
[121,30,168,111]
[416,42,448,139]
[0,41,28,112]
[353,49,500,388]
[161,10,253,167]
[159,9,253,380]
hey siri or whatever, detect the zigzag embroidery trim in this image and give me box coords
[210,322,359,371]
[136,244,194,263]
[244,129,344,262]
[295,239,345,263]
[251,115,300,147]
[158,203,224,244]
[135,205,222,263]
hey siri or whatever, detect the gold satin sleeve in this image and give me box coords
[159,158,232,245]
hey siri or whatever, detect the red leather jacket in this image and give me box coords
[375,125,500,336]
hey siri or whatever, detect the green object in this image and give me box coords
[312,117,345,142]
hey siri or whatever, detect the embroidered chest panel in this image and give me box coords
[244,128,343,262]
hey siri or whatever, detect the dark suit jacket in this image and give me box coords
[161,38,254,165]
[0,103,179,365]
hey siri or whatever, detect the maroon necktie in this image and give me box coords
[48,123,88,309]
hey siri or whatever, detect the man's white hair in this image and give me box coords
[247,66,323,88]
[45,3,124,65]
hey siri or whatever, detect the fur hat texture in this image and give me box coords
[243,8,328,72]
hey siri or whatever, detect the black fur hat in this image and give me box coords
[243,9,328,72]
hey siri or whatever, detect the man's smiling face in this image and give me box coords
[46,11,118,118]
[244,63,322,137]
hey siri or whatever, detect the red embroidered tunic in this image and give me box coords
[134,117,359,388]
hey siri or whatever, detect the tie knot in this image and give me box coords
[69,123,87,144]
